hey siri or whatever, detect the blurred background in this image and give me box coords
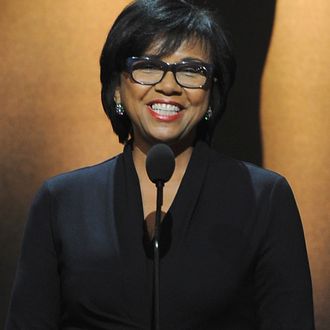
[1,0,329,328]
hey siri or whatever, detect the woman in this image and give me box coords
[6,0,314,329]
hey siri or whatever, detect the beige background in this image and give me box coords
[0,0,127,325]
[261,1,330,329]
[1,0,329,328]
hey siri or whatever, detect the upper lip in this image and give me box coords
[147,99,184,110]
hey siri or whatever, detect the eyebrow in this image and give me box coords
[181,57,207,62]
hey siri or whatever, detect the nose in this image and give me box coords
[154,71,182,95]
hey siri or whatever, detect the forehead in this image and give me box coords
[143,38,211,63]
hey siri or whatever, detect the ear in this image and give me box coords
[114,86,121,104]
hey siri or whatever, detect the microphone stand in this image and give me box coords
[153,180,163,330]
[146,142,175,330]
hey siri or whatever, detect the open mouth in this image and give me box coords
[147,101,183,121]
[150,103,181,116]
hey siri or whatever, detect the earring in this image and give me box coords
[115,103,125,116]
[204,107,213,121]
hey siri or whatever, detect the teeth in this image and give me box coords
[151,103,180,115]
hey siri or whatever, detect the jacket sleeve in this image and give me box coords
[5,183,61,329]
[254,177,315,329]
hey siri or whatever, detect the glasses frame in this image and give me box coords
[126,56,215,89]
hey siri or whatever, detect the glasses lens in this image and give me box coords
[131,59,163,85]
[176,63,208,88]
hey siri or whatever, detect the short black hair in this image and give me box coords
[100,0,236,144]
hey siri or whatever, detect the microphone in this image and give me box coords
[146,143,175,186]
[146,143,175,330]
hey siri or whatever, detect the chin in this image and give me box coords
[146,131,194,148]
[148,135,178,145]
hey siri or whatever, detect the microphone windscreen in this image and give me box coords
[146,144,175,184]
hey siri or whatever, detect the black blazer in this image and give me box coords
[6,142,314,329]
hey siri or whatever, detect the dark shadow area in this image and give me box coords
[196,0,277,165]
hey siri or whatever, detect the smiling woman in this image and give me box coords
[5,1,315,329]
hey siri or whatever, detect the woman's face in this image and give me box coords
[115,38,211,150]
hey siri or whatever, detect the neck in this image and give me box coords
[131,140,194,186]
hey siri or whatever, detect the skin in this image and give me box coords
[115,39,212,231]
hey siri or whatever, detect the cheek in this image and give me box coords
[189,90,210,111]
[120,81,136,103]
[120,81,150,109]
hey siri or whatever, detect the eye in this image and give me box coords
[179,64,207,76]
[133,61,161,72]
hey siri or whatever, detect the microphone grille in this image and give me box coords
[146,144,175,184]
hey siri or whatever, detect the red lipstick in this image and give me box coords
[147,99,183,122]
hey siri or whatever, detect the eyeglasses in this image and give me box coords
[126,56,214,89]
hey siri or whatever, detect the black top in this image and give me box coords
[6,142,314,329]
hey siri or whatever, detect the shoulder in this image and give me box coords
[208,148,283,181]
[207,147,292,199]
[42,155,121,196]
